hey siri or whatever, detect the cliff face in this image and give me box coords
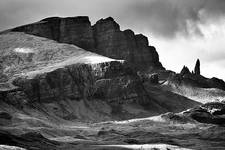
[0,32,159,121]
[0,32,198,122]
[92,17,163,70]
[11,16,164,71]
[12,17,95,50]
[0,33,145,114]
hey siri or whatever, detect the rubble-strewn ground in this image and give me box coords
[1,113,225,150]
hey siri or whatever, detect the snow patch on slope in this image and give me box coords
[14,48,34,54]
[100,144,192,150]
[0,145,26,150]
[83,56,124,64]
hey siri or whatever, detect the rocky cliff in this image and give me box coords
[11,16,164,71]
[0,32,198,122]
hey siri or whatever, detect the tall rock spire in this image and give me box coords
[194,59,200,75]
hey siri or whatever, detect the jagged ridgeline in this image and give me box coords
[10,16,164,71]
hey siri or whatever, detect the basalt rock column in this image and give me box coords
[194,59,200,75]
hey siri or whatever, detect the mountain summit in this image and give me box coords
[11,16,164,72]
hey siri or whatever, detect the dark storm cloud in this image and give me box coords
[0,0,225,37]
[119,0,225,37]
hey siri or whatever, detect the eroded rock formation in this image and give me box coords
[180,65,191,76]
[11,16,164,71]
[184,102,225,125]
[165,59,225,91]
[0,32,198,122]
[194,59,200,75]
[159,101,225,125]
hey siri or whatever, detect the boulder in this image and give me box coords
[149,73,159,84]
[0,32,199,121]
[183,102,225,125]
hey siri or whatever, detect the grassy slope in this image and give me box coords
[0,32,120,81]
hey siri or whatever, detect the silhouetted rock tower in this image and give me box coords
[194,59,200,75]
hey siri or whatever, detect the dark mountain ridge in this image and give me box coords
[10,16,164,71]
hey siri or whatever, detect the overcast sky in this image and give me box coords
[1,0,225,79]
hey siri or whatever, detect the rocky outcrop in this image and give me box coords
[0,32,199,122]
[166,59,225,91]
[161,58,225,104]
[92,17,163,70]
[59,17,95,50]
[158,101,225,125]
[11,16,164,71]
[0,33,151,118]
[180,59,200,76]
[183,102,225,125]
[167,72,225,91]
[160,112,197,124]
[11,17,95,51]
[194,59,200,75]
[180,66,191,76]
[11,61,144,105]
